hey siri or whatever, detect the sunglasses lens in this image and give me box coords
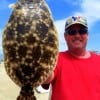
[66,28,88,35]
[79,29,88,35]
[68,30,76,35]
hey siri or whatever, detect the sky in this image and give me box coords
[0,0,100,54]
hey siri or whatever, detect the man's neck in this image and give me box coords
[68,49,91,58]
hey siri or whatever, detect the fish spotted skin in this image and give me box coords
[2,0,58,88]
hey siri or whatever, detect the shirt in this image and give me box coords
[51,51,100,100]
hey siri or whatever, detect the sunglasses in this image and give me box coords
[66,28,88,35]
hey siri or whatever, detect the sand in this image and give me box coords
[0,62,49,100]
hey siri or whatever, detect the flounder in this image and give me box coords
[2,0,59,100]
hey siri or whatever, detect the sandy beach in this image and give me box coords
[0,62,49,100]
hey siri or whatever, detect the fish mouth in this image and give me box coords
[17,0,42,9]
[17,0,41,5]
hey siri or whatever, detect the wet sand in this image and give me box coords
[0,62,49,100]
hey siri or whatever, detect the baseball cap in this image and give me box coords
[65,16,88,30]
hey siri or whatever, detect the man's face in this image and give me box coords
[64,24,88,51]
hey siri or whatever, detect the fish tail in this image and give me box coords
[17,94,36,100]
[17,85,36,100]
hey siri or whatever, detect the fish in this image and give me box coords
[2,0,59,100]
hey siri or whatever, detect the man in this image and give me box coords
[42,16,100,100]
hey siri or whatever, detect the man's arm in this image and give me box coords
[41,71,54,89]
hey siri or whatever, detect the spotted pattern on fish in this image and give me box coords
[2,0,58,99]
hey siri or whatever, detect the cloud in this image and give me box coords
[8,3,15,9]
[58,0,100,29]
[54,19,67,51]
[73,0,100,28]
[81,0,100,16]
